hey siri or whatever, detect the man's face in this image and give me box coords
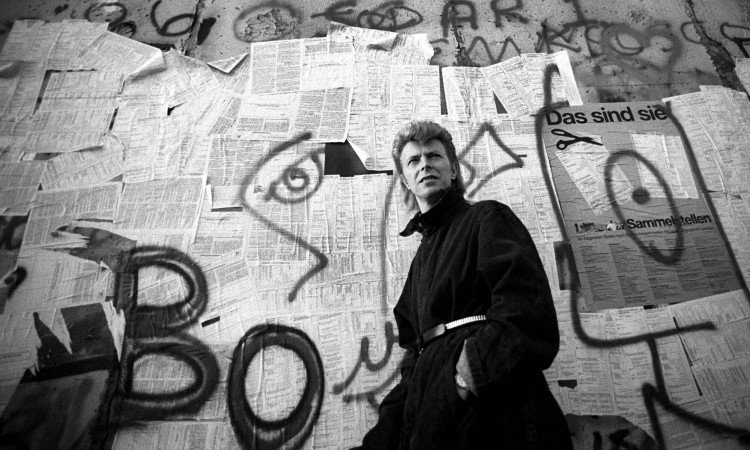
[399,139,457,213]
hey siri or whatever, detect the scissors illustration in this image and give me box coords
[551,128,603,150]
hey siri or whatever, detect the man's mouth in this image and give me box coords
[419,175,438,183]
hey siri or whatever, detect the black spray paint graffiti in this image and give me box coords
[236,132,328,302]
[311,0,423,32]
[333,321,399,407]
[227,323,324,449]
[112,245,219,421]
[535,64,750,448]
[103,239,326,449]
[84,2,136,37]
[150,0,195,37]
[84,0,195,38]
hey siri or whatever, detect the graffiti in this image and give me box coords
[234,1,301,43]
[237,133,328,302]
[490,0,529,27]
[197,17,217,46]
[333,321,399,407]
[535,64,750,449]
[118,333,220,421]
[441,1,479,39]
[150,0,195,37]
[84,2,128,29]
[460,122,524,198]
[720,23,750,57]
[227,323,324,450]
[604,151,683,264]
[311,0,423,32]
[53,4,69,15]
[464,36,522,65]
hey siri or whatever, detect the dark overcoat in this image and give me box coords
[361,187,572,449]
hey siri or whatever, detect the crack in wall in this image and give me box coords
[683,0,742,90]
[183,0,208,57]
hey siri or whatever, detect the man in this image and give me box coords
[359,121,571,449]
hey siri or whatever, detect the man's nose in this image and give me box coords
[418,155,431,170]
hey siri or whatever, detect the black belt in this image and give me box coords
[417,315,487,353]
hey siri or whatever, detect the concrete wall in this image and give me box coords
[1,1,750,449]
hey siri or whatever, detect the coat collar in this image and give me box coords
[400,187,467,237]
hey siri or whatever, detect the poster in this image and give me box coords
[542,102,741,311]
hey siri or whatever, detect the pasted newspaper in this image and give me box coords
[118,114,210,184]
[40,141,124,190]
[441,67,499,122]
[390,65,441,124]
[113,176,205,250]
[23,70,122,153]
[71,30,165,78]
[192,187,247,261]
[6,249,109,313]
[666,87,750,196]
[159,49,220,108]
[22,182,121,249]
[481,51,581,117]
[327,22,434,66]
[542,101,741,311]
[707,192,750,288]
[0,161,46,215]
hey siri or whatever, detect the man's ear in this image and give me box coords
[399,173,409,189]
[451,162,458,180]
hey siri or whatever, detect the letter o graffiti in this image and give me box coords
[604,150,684,264]
[228,324,324,450]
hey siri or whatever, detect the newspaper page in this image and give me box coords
[229,92,296,139]
[662,92,726,192]
[23,71,122,153]
[120,114,210,184]
[6,249,109,313]
[291,87,352,142]
[210,54,251,95]
[71,30,165,78]
[113,176,205,247]
[249,39,303,95]
[40,140,124,190]
[22,182,121,249]
[697,86,750,195]
[0,161,46,215]
[299,37,355,91]
[206,136,266,187]
[481,51,581,117]
[191,187,247,261]
[390,65,441,124]
[2,60,46,119]
[670,290,750,367]
[441,67,498,122]
[117,74,169,120]
[158,49,220,108]
[47,20,108,70]
[707,192,750,288]
[736,57,750,94]
[542,101,741,311]
[327,22,434,65]
[112,420,240,449]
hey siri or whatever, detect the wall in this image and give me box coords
[0,1,749,449]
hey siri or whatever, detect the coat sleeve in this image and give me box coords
[361,271,419,448]
[463,203,559,395]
